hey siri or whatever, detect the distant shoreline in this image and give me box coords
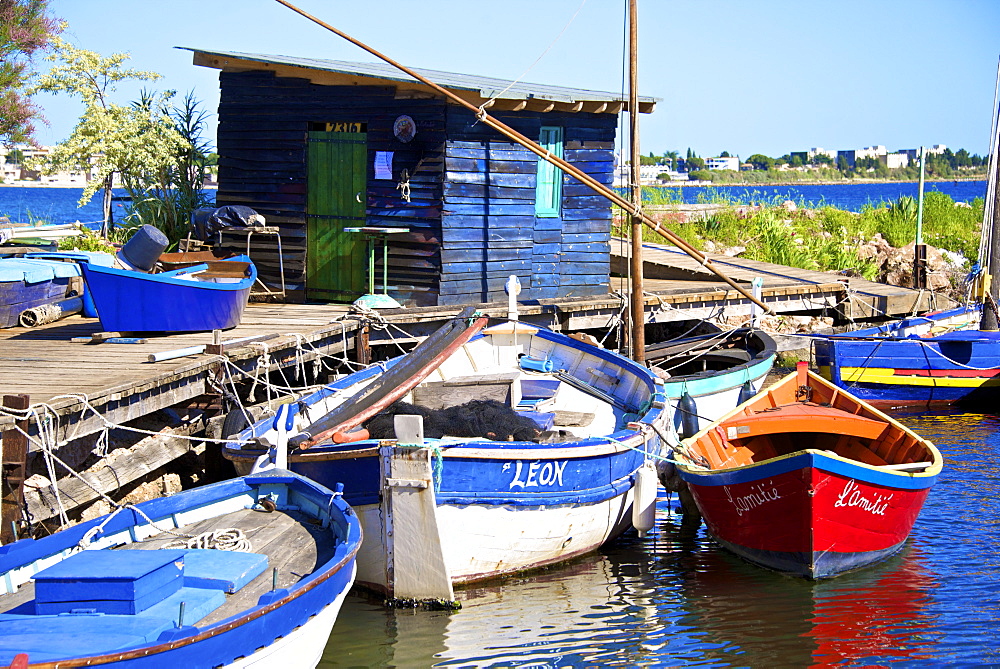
[651,177,986,187]
[0,182,218,189]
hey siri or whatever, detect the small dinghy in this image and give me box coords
[0,470,361,667]
[674,362,941,579]
[80,255,256,332]
[646,325,776,439]
[224,307,668,603]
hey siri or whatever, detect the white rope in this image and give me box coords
[163,528,252,552]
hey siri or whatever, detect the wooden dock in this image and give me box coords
[0,250,945,527]
[1,247,943,441]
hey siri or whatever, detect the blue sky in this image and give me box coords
[33,0,1000,159]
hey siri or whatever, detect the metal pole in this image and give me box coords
[273,0,773,315]
[916,146,925,245]
[982,61,1000,330]
[628,0,645,362]
[914,146,927,289]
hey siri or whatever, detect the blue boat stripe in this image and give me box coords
[680,451,937,490]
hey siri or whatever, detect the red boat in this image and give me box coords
[675,362,942,578]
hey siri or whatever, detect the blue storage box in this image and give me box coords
[33,550,186,615]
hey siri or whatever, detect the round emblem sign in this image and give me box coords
[393,115,416,143]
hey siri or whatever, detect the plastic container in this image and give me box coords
[117,224,168,272]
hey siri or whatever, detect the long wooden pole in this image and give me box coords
[273,0,772,314]
[981,60,1000,330]
[628,0,645,361]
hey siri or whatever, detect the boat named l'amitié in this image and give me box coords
[673,362,941,579]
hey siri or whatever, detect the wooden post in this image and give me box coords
[628,0,645,363]
[355,325,371,366]
[914,146,928,290]
[1,394,30,544]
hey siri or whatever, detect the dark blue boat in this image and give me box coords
[80,255,256,332]
[811,304,996,406]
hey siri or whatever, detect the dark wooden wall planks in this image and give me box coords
[215,69,617,307]
[216,70,445,305]
[439,108,616,305]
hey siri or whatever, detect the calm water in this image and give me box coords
[319,408,1000,667]
[648,180,987,212]
[0,182,986,226]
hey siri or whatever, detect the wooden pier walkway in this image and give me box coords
[1,245,943,442]
[0,249,945,525]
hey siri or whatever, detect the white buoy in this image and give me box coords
[632,462,658,538]
[504,275,521,322]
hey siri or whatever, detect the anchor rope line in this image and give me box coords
[476,0,588,114]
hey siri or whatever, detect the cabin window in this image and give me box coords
[535,126,564,217]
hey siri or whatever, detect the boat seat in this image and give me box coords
[723,403,888,442]
[0,613,177,663]
[182,549,269,594]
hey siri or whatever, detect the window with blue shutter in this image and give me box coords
[535,126,564,217]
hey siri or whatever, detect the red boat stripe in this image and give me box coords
[891,368,1000,379]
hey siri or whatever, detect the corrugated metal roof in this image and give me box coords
[182,48,659,109]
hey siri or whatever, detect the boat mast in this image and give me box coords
[273,0,772,314]
[628,0,645,361]
[981,59,1000,330]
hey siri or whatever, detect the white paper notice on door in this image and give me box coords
[375,151,393,179]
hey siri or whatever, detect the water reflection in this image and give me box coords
[320,408,1000,667]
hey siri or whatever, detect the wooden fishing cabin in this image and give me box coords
[185,49,656,306]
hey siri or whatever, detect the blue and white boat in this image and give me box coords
[0,469,361,668]
[646,326,776,439]
[224,309,667,604]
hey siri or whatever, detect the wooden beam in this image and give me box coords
[1,394,29,543]
[25,421,207,523]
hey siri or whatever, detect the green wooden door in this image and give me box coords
[307,131,367,301]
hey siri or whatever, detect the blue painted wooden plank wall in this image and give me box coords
[216,68,618,307]
[439,107,616,304]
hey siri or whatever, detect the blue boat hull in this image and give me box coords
[813,306,1000,406]
[80,256,256,332]
[0,470,361,667]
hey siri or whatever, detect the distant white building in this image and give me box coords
[808,147,837,161]
[886,152,909,169]
[706,156,740,171]
[856,145,888,161]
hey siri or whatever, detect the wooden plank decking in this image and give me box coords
[0,251,946,442]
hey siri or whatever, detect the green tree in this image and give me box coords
[123,90,215,245]
[685,156,705,171]
[662,150,679,171]
[0,0,60,145]
[30,36,189,235]
[746,153,774,170]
